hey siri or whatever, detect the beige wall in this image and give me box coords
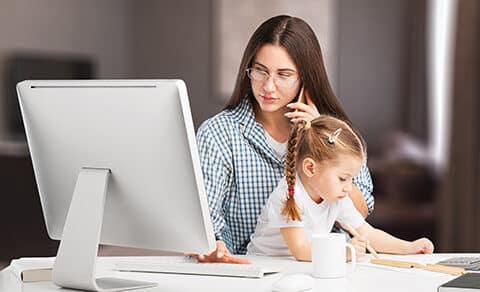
[337,0,411,149]
[129,0,220,129]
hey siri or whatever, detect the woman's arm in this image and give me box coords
[280,227,311,261]
[195,240,251,264]
[349,186,369,218]
[352,162,375,217]
[196,122,252,263]
[196,123,231,242]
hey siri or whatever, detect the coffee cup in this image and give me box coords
[311,233,356,278]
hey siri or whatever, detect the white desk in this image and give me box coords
[0,253,477,292]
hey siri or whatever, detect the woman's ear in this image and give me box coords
[302,157,316,177]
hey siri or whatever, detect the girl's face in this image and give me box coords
[249,44,301,113]
[303,155,364,204]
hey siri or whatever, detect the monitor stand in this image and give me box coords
[53,167,157,291]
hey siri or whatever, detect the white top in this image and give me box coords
[247,177,365,256]
[264,131,287,159]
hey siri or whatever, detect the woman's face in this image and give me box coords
[249,44,301,114]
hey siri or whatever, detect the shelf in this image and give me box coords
[0,140,29,156]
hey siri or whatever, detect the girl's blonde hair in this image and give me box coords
[281,116,367,221]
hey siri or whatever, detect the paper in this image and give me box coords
[9,257,54,282]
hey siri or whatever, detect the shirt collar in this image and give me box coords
[230,96,256,136]
[230,96,284,165]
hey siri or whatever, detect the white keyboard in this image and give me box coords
[114,256,280,278]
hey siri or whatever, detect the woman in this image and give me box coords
[196,15,374,263]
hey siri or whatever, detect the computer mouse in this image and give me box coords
[272,273,314,292]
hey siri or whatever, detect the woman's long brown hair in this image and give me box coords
[226,15,351,124]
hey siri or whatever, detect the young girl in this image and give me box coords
[246,116,434,261]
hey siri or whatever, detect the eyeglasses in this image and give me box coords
[246,68,299,89]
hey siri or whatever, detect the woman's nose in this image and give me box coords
[262,75,276,92]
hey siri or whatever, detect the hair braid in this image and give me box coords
[281,122,304,221]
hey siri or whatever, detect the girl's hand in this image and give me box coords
[284,92,320,123]
[347,236,367,261]
[408,238,434,254]
[191,240,252,264]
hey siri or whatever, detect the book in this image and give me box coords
[9,257,54,282]
[438,273,480,291]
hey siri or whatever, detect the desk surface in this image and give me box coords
[0,253,477,292]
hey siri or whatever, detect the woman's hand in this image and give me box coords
[284,92,320,123]
[347,236,367,261]
[407,238,434,254]
[192,240,252,264]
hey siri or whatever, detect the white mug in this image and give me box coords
[311,233,356,278]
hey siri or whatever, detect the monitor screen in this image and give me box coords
[17,79,215,291]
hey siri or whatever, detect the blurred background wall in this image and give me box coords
[0,0,132,138]
[0,0,477,267]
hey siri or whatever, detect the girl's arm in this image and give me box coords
[280,227,311,261]
[356,222,434,254]
[281,226,366,262]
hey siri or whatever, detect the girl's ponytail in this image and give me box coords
[281,121,310,221]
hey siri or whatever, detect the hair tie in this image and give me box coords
[304,120,311,130]
[328,128,342,144]
[288,186,295,198]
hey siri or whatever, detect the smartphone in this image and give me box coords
[296,85,306,104]
[291,85,305,118]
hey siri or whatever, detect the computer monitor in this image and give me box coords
[16,80,216,291]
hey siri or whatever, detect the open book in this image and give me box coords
[9,257,54,282]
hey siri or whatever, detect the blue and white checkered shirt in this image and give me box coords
[196,97,374,254]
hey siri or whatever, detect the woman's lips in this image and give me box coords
[261,95,278,103]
